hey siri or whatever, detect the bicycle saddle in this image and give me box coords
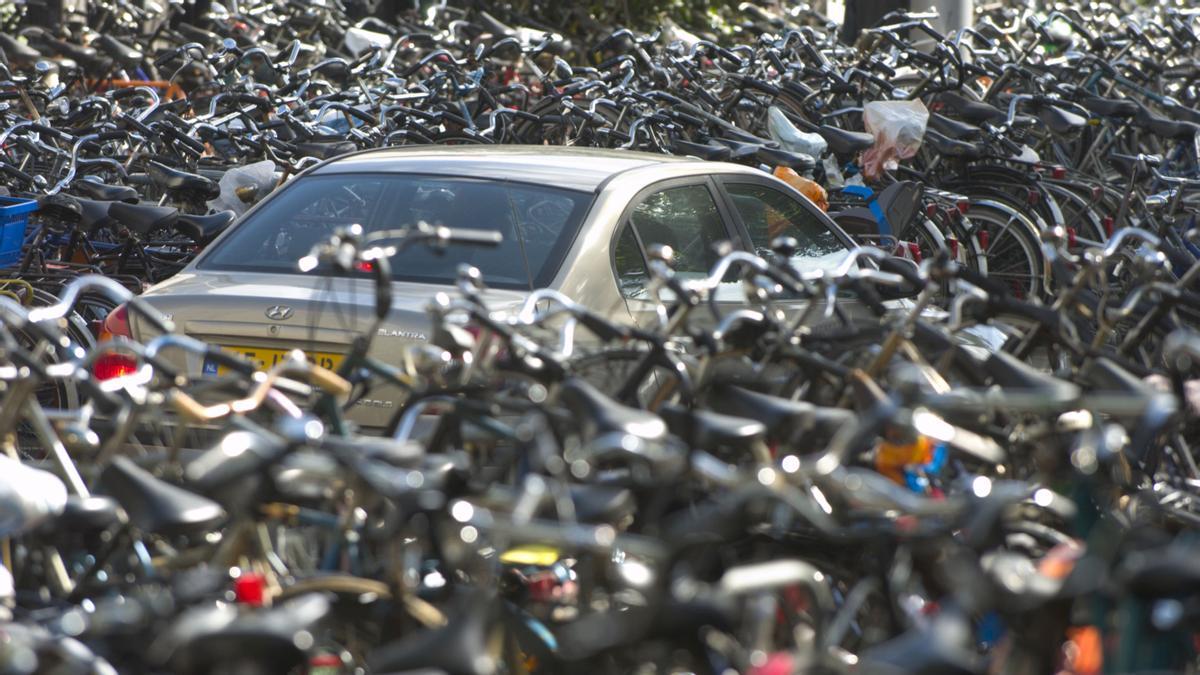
[0,34,42,66]
[94,35,144,65]
[75,197,117,231]
[1107,152,1162,175]
[72,177,139,203]
[98,456,225,538]
[1077,94,1138,119]
[817,124,875,155]
[147,161,220,199]
[706,383,853,447]
[175,210,236,243]
[559,378,668,441]
[658,404,766,454]
[936,91,1007,125]
[982,351,1080,401]
[108,201,180,236]
[1118,544,1200,598]
[294,140,357,161]
[939,91,1037,127]
[927,113,983,141]
[858,609,983,674]
[51,495,126,533]
[924,129,986,160]
[670,138,732,162]
[756,144,816,171]
[713,137,765,162]
[367,589,495,675]
[156,594,330,674]
[1133,106,1200,141]
[1036,104,1088,136]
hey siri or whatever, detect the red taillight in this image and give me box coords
[93,353,138,380]
[925,203,938,218]
[907,241,923,262]
[1067,226,1077,247]
[234,571,266,607]
[1052,166,1067,179]
[978,230,990,251]
[956,199,970,214]
[1103,216,1115,238]
[355,260,374,274]
[1027,189,1040,206]
[94,304,138,380]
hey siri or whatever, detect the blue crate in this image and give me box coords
[0,196,38,268]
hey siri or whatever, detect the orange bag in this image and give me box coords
[773,166,828,211]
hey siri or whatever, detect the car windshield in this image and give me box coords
[199,173,592,290]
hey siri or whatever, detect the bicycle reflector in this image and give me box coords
[93,303,138,381]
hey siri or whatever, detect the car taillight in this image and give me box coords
[99,303,131,341]
[94,304,138,381]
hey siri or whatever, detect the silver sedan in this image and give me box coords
[127,145,861,429]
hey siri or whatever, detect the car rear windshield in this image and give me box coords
[198,173,592,290]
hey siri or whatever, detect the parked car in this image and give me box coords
[121,145,864,429]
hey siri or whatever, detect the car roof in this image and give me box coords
[309,145,694,192]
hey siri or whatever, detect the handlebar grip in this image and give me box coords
[168,389,211,423]
[234,93,272,110]
[308,363,352,396]
[0,163,37,187]
[119,114,155,137]
[108,87,146,100]
[996,133,1024,156]
[445,228,503,246]
[153,49,179,67]
[343,106,378,125]
[166,127,207,156]
[27,123,74,141]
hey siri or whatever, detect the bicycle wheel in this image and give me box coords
[964,200,1046,300]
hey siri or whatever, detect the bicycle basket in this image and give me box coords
[0,196,39,268]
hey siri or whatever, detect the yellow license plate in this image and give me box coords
[203,346,344,375]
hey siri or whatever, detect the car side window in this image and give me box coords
[725,182,847,272]
[613,224,650,299]
[626,183,728,278]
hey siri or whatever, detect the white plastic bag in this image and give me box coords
[344,27,392,57]
[0,456,67,538]
[860,100,929,180]
[767,106,827,160]
[208,160,279,216]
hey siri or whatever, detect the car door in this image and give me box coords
[609,177,745,329]
[713,175,870,320]
[715,176,855,274]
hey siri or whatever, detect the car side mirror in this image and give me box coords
[876,256,923,300]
